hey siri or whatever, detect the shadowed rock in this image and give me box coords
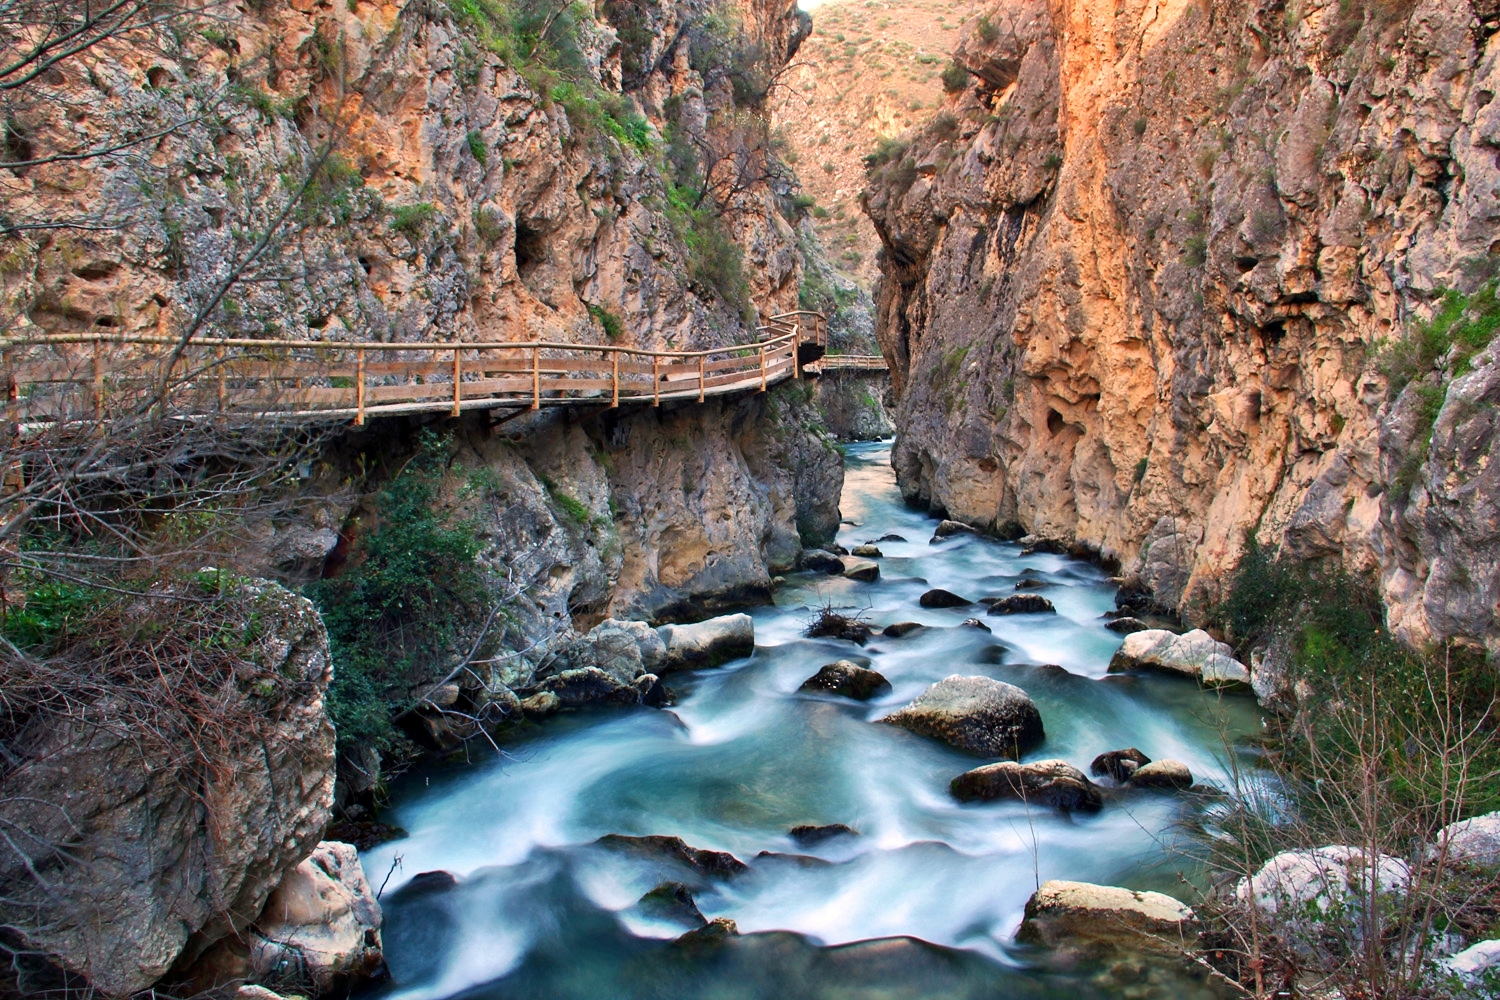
[930,520,978,541]
[798,549,845,574]
[596,835,748,877]
[673,917,738,947]
[1090,748,1151,783]
[959,618,991,632]
[882,621,925,637]
[789,823,857,845]
[950,760,1103,812]
[639,882,706,927]
[799,661,891,700]
[987,594,1056,615]
[1105,616,1149,634]
[880,675,1044,758]
[919,588,971,608]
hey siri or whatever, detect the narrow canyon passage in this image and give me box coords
[362,443,1261,999]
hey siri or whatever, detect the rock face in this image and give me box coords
[0,583,335,996]
[949,759,1103,811]
[799,661,892,700]
[864,0,1500,651]
[1018,880,1197,956]
[881,674,1045,757]
[657,614,756,670]
[1108,629,1250,688]
[249,842,384,992]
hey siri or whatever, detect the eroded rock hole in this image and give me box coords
[514,220,546,281]
[1046,408,1065,436]
[4,120,33,176]
[146,67,170,89]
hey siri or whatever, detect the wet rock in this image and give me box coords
[674,917,738,946]
[1236,847,1409,954]
[805,608,874,644]
[931,520,978,541]
[1015,578,1050,590]
[1107,629,1250,689]
[753,851,834,867]
[537,667,645,706]
[880,675,1045,758]
[876,533,908,543]
[1104,617,1149,634]
[842,558,880,582]
[1020,539,1068,556]
[798,549,845,574]
[827,543,850,556]
[657,614,755,671]
[919,588,972,608]
[987,594,1057,615]
[520,691,562,717]
[596,835,749,877]
[1017,880,1197,956]
[390,870,459,900]
[1090,748,1151,783]
[950,760,1103,812]
[851,544,883,558]
[789,823,857,845]
[959,618,992,632]
[1128,759,1193,790]
[799,660,891,700]
[882,621,926,637]
[639,882,706,927]
[248,842,384,993]
[1436,809,1500,864]
[635,673,668,707]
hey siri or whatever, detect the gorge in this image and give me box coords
[4,1,1500,999]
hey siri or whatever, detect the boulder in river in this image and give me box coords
[1017,880,1197,956]
[597,835,749,877]
[248,842,384,993]
[1015,578,1050,590]
[949,760,1103,812]
[1128,759,1193,790]
[919,588,971,608]
[799,661,891,700]
[882,621,926,637]
[1107,629,1250,688]
[930,520,978,541]
[1090,748,1151,783]
[639,882,706,927]
[798,549,845,574]
[842,558,880,582]
[537,667,651,706]
[673,916,739,947]
[876,533,907,543]
[657,614,755,670]
[880,675,1045,758]
[1104,616,1149,634]
[987,594,1056,615]
[789,823,857,845]
[851,544,883,558]
[959,618,992,632]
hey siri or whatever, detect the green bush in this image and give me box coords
[307,431,488,755]
[1381,281,1500,394]
[466,129,489,166]
[588,303,625,340]
[975,15,999,44]
[389,201,437,238]
[940,60,969,93]
[0,578,117,653]
[863,136,907,170]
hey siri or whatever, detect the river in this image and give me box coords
[360,440,1261,999]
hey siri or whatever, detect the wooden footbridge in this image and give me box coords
[3,311,888,426]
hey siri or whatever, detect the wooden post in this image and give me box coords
[653,355,660,407]
[355,349,366,426]
[216,346,226,411]
[697,354,705,403]
[532,345,541,410]
[452,347,462,417]
[611,351,620,408]
[760,344,767,392]
[91,341,103,414]
[793,326,802,380]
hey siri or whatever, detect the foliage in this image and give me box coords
[1381,281,1500,395]
[1182,233,1208,267]
[940,59,968,93]
[975,15,999,44]
[389,201,437,238]
[863,136,908,170]
[1,577,119,654]
[467,129,489,166]
[307,431,489,755]
[588,303,625,340]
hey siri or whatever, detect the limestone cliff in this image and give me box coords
[865,0,1500,651]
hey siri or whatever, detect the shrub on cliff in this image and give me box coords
[308,432,488,756]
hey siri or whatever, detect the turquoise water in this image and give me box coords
[362,441,1260,999]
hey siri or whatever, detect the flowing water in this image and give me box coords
[361,441,1262,1000]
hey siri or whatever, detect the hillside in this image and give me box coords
[773,0,985,289]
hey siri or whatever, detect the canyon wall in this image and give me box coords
[865,0,1500,652]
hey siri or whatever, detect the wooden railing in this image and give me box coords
[2,312,836,426]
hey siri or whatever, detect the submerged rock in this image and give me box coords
[875,533,908,543]
[639,882,706,927]
[919,588,971,608]
[596,835,749,877]
[1107,629,1250,688]
[1018,880,1197,956]
[798,549,845,574]
[248,842,384,993]
[987,594,1056,615]
[882,621,926,637]
[673,916,739,946]
[949,760,1103,812]
[842,558,880,582]
[1090,748,1151,783]
[1127,759,1193,790]
[789,823,857,845]
[657,614,755,671]
[959,618,992,632]
[799,661,891,700]
[930,520,978,541]
[1015,578,1050,590]
[880,675,1045,758]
